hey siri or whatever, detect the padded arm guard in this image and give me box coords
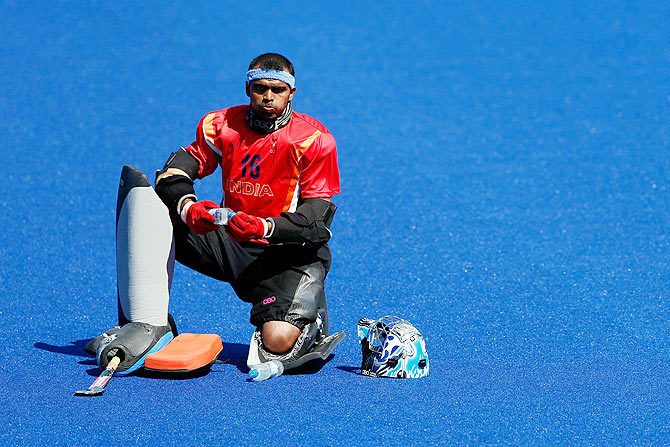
[156,148,200,180]
[154,148,201,214]
[267,198,337,247]
[154,174,196,215]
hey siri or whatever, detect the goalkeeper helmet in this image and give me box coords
[357,316,429,378]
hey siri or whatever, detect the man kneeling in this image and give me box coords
[89,53,343,375]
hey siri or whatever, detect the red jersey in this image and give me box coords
[185,105,340,219]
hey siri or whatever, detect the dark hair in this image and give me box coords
[248,53,295,76]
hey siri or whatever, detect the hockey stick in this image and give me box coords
[75,350,121,396]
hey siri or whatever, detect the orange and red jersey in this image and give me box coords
[184,105,340,219]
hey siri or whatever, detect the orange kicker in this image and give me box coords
[144,333,223,373]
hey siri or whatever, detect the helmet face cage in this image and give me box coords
[358,316,429,379]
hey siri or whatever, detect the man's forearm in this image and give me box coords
[265,198,336,245]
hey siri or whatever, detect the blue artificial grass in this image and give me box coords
[1,1,669,444]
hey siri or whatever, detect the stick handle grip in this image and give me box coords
[89,354,121,388]
[106,355,121,371]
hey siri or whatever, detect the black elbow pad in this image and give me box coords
[271,218,332,246]
[268,198,337,247]
[154,149,201,214]
[154,174,196,214]
[156,148,200,180]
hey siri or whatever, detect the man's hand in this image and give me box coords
[226,212,268,241]
[182,200,220,235]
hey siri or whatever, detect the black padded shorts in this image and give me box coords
[171,218,328,330]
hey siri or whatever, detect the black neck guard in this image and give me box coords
[246,102,293,134]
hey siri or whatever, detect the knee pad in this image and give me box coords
[315,289,329,340]
[247,325,346,372]
[283,262,329,336]
[247,322,319,370]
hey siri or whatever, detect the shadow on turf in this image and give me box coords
[35,339,335,377]
[34,339,251,375]
[35,339,89,356]
[335,365,361,375]
[211,346,335,376]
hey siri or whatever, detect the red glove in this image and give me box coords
[181,200,220,235]
[226,211,267,242]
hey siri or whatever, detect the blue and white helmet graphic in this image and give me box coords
[357,316,429,379]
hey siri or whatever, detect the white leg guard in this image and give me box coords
[115,165,174,326]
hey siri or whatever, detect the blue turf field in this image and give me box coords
[2,1,670,444]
